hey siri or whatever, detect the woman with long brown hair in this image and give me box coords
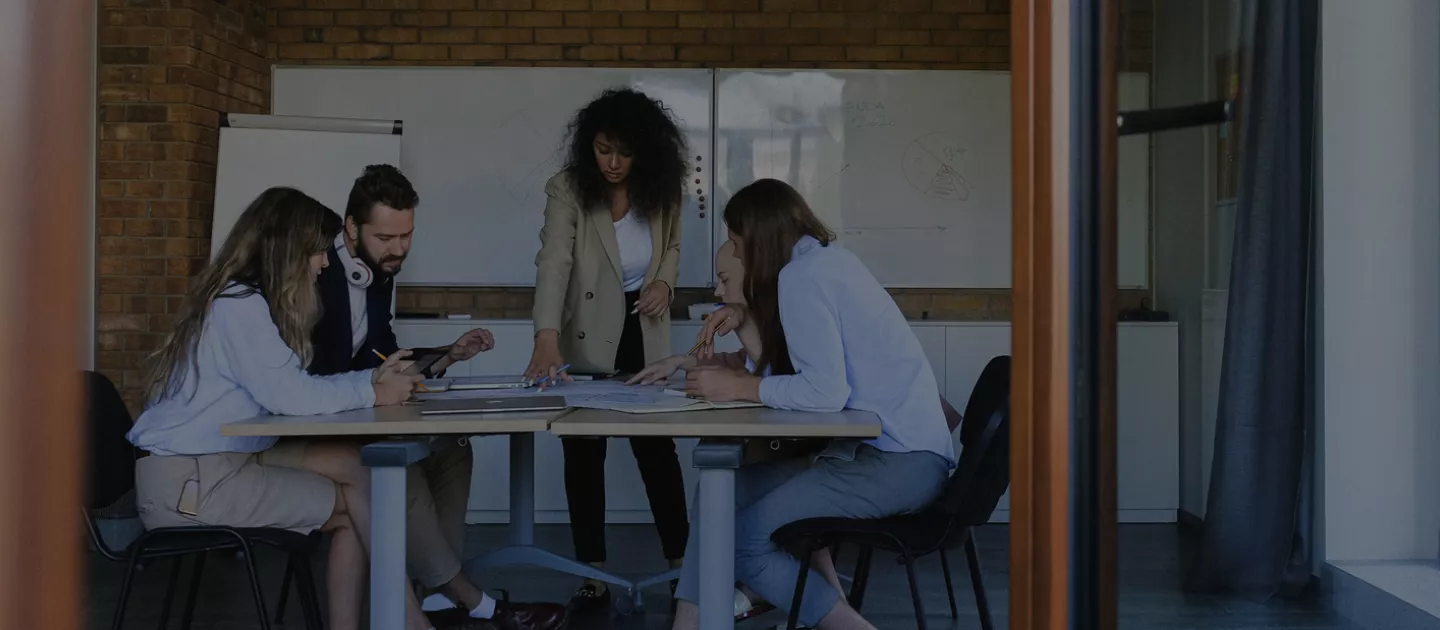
[666,179,958,630]
[126,187,439,630]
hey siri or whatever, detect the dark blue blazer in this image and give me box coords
[307,244,398,377]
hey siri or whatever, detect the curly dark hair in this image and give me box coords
[563,87,688,221]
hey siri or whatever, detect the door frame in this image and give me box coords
[0,1,91,627]
[1009,0,1119,627]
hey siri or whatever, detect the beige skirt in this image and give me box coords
[135,441,335,534]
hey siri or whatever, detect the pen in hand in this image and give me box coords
[528,363,571,388]
[373,349,428,392]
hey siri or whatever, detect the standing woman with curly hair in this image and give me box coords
[525,87,691,613]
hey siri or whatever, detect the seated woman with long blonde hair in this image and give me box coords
[127,187,442,630]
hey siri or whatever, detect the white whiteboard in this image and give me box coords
[212,125,401,257]
[272,66,715,288]
[714,70,1151,288]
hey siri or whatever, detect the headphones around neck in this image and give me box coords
[334,233,373,289]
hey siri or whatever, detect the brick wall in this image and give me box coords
[97,0,271,409]
[266,0,1152,320]
[95,0,1152,405]
[267,0,1150,71]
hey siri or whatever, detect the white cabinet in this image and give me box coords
[935,322,1180,523]
[394,319,1181,524]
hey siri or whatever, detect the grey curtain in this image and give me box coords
[1186,0,1318,597]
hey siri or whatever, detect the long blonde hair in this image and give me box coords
[144,187,342,402]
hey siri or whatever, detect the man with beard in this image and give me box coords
[309,164,567,630]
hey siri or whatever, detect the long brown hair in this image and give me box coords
[722,179,835,376]
[144,187,341,402]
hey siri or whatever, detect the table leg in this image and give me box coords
[362,441,432,630]
[463,433,633,590]
[509,431,535,546]
[693,440,743,630]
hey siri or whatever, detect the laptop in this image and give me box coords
[419,395,568,416]
[446,375,529,391]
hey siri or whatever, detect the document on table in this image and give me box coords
[415,379,665,404]
[412,379,763,414]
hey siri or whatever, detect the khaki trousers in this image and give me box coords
[405,438,474,589]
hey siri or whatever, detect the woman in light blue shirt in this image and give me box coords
[127,187,428,630]
[667,179,957,630]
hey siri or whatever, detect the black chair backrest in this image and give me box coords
[934,355,1011,526]
[87,371,138,511]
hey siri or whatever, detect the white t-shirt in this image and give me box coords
[333,234,368,356]
[613,210,652,293]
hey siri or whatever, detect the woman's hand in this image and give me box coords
[524,330,571,389]
[626,354,695,385]
[373,350,420,406]
[372,349,413,383]
[694,304,748,360]
[684,365,761,403]
[634,281,671,318]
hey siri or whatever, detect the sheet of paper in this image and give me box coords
[412,378,763,414]
[414,379,675,407]
[569,389,698,411]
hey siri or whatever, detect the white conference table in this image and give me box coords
[224,402,881,630]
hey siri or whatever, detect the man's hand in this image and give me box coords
[684,365,761,403]
[428,328,494,376]
[447,328,495,363]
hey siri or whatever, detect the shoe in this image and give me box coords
[490,601,569,630]
[734,588,774,622]
[567,583,611,616]
[427,607,498,630]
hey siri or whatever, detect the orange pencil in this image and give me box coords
[373,349,429,391]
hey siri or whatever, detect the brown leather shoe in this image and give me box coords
[489,601,568,630]
[428,607,498,630]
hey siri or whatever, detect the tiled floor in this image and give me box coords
[86,523,1359,629]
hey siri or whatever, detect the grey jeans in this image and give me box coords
[674,443,950,626]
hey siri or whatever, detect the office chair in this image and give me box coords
[772,355,1011,630]
[84,370,324,630]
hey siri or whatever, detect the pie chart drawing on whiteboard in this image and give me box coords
[902,133,975,202]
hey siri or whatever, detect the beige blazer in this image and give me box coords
[532,171,681,374]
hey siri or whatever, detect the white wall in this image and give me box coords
[1152,0,1211,520]
[1320,0,1440,562]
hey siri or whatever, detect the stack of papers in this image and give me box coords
[413,379,763,414]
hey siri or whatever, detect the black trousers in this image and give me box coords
[562,290,690,563]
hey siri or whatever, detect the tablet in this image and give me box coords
[401,346,450,377]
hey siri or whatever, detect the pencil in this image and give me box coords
[373,349,429,391]
[687,313,733,355]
